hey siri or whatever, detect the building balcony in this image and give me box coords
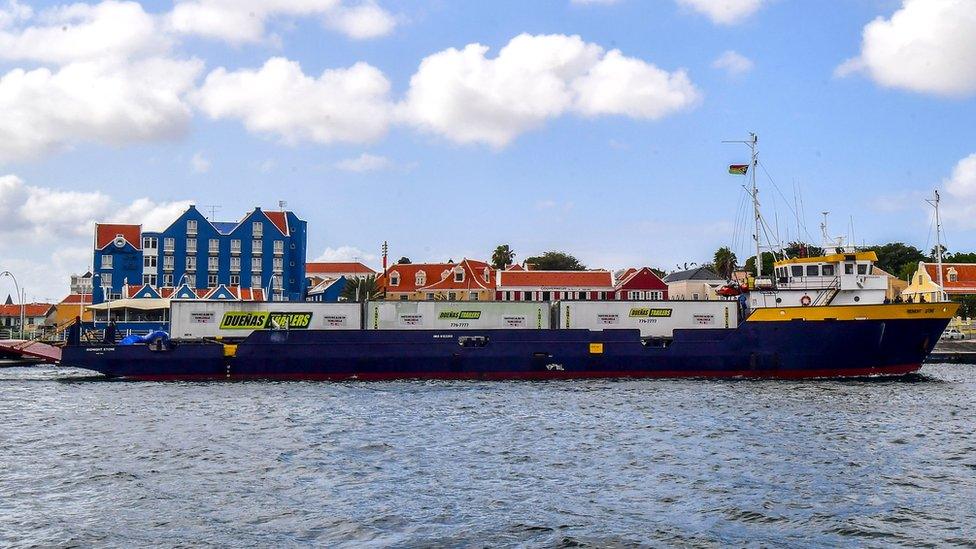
[163,265,174,272]
[252,248,262,255]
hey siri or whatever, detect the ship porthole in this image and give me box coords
[854,296,860,302]
[775,297,782,303]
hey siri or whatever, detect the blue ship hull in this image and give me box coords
[60,312,950,380]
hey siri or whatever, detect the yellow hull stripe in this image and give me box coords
[748,302,959,322]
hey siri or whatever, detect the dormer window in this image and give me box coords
[948,268,958,283]
[454,267,464,282]
[483,267,490,282]
[415,270,426,286]
[390,271,400,287]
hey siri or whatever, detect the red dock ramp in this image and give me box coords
[0,340,62,363]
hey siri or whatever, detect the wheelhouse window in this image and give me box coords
[791,265,803,277]
[857,264,868,275]
[845,263,854,275]
[806,265,819,276]
[822,265,835,276]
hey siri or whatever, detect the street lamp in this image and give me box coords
[0,271,24,339]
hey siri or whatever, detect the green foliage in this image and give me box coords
[948,251,976,263]
[340,275,382,302]
[743,252,776,277]
[864,242,926,279]
[783,241,824,259]
[712,247,737,279]
[523,251,586,271]
[491,244,516,270]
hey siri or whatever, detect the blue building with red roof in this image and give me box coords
[92,205,307,304]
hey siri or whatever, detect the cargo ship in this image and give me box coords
[59,248,958,380]
[58,135,958,380]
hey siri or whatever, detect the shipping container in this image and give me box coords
[169,300,362,339]
[366,301,551,330]
[558,300,738,337]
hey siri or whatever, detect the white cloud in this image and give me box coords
[191,152,211,173]
[0,174,191,240]
[676,0,764,25]
[0,57,204,163]
[836,0,976,97]
[0,1,32,29]
[399,33,700,147]
[195,57,392,145]
[167,0,395,44]
[335,153,392,172]
[711,50,754,76]
[324,1,396,39]
[315,245,378,262]
[940,153,976,228]
[0,0,164,64]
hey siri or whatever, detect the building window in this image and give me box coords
[142,274,157,286]
[272,276,282,289]
[273,240,283,254]
[390,271,400,286]
[523,291,532,300]
[208,256,219,271]
[948,269,958,283]
[163,274,174,287]
[187,219,197,235]
[484,268,491,283]
[207,274,218,288]
[186,238,197,253]
[251,257,262,271]
[102,273,112,287]
[273,257,283,272]
[252,221,263,237]
[448,292,457,300]
[426,292,434,300]
[416,271,426,286]
[469,292,479,300]
[598,291,606,300]
[454,268,464,282]
[230,274,240,286]
[230,256,241,272]
[209,239,219,254]
[399,294,408,301]
[252,239,262,254]
[164,237,175,252]
[693,293,700,300]
[231,239,241,254]
[142,237,157,249]
[186,256,197,271]
[163,255,174,270]
[251,274,262,288]
[144,255,157,268]
[101,255,113,269]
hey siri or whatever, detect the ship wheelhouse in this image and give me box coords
[750,251,888,309]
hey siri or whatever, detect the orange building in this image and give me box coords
[377,259,495,301]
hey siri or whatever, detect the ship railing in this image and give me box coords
[811,277,841,306]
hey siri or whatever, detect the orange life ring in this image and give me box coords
[800,295,812,306]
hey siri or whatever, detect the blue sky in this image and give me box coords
[1,0,975,301]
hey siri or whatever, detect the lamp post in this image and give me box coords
[0,271,24,338]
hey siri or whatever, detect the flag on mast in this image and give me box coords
[729,164,749,175]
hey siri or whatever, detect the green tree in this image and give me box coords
[948,251,976,263]
[491,244,516,270]
[396,256,411,264]
[930,245,949,261]
[783,241,824,259]
[523,251,586,271]
[712,247,737,278]
[744,252,776,277]
[341,275,382,302]
[863,243,925,278]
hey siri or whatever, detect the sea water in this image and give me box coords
[2,364,975,547]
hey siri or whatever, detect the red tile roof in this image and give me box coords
[264,211,289,236]
[59,294,93,305]
[615,267,668,291]
[378,262,455,293]
[923,263,976,294]
[506,264,525,271]
[306,262,376,275]
[0,303,55,317]
[419,259,495,291]
[95,223,141,250]
[498,270,614,289]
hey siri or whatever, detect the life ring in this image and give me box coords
[800,295,812,307]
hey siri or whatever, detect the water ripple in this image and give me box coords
[1,364,975,547]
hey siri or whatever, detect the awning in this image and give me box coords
[87,298,171,311]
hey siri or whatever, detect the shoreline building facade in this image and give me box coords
[92,205,307,304]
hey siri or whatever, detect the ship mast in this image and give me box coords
[926,190,944,297]
[749,133,761,278]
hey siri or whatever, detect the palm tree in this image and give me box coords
[341,275,383,302]
[491,244,516,269]
[713,247,737,279]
